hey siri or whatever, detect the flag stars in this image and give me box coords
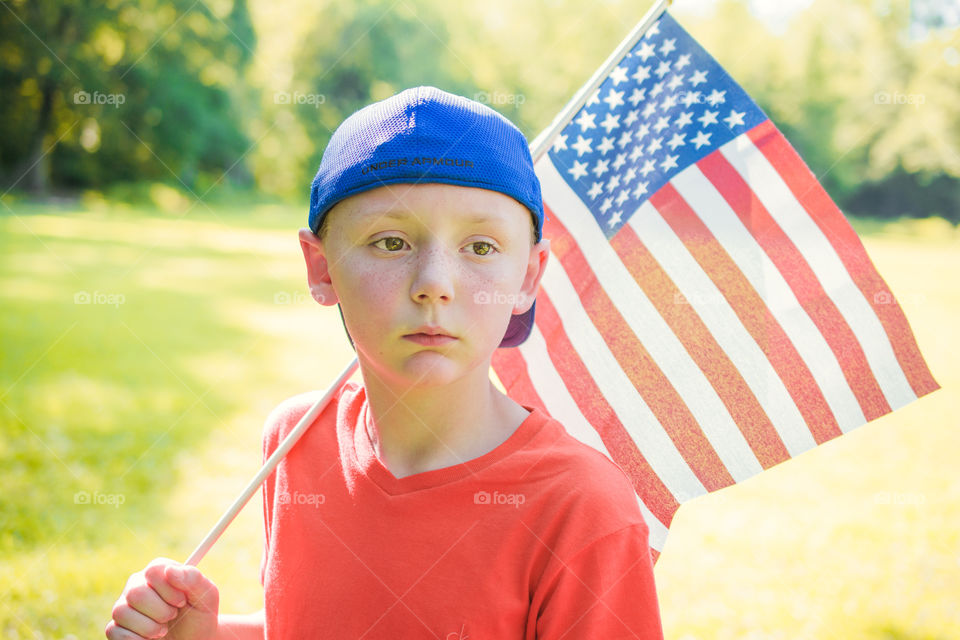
[653,116,670,133]
[650,81,665,98]
[552,133,568,152]
[624,166,637,183]
[628,87,647,106]
[692,130,712,149]
[667,132,686,150]
[681,91,701,108]
[603,88,625,110]
[624,109,640,126]
[632,180,649,198]
[660,94,679,111]
[637,41,656,61]
[659,38,676,56]
[600,197,613,214]
[642,102,657,118]
[572,135,593,156]
[575,110,597,132]
[600,113,620,133]
[674,53,691,70]
[629,145,644,162]
[597,136,615,154]
[612,152,627,170]
[615,189,630,207]
[609,65,629,85]
[586,90,601,106]
[689,69,708,86]
[647,137,663,154]
[606,173,621,192]
[697,110,719,127]
[667,74,685,91]
[706,89,726,106]
[617,129,634,148]
[592,158,610,177]
[608,210,623,227]
[632,65,651,83]
[639,159,656,177]
[567,160,588,180]
[723,109,746,128]
[587,182,603,199]
[660,154,679,171]
[655,60,671,78]
[674,111,693,128]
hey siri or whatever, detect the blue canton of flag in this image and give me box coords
[548,12,766,237]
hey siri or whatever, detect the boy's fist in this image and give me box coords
[105,557,219,640]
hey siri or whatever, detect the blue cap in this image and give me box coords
[308,86,543,348]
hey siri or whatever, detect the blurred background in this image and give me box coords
[1,0,958,638]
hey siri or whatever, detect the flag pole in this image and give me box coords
[185,356,360,566]
[528,0,673,163]
[185,0,672,568]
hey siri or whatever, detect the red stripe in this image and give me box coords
[699,149,892,421]
[491,348,551,418]
[747,120,939,399]
[543,205,737,491]
[650,184,843,444]
[611,220,792,468]
[528,285,681,528]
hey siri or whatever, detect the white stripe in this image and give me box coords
[538,156,763,482]
[518,326,670,552]
[721,134,917,414]
[671,164,864,441]
[538,251,709,502]
[628,201,837,452]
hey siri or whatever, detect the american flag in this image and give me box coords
[491,10,939,563]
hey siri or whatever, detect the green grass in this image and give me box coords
[1,198,957,638]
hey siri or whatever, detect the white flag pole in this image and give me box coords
[185,0,672,568]
[528,0,673,162]
[185,356,359,566]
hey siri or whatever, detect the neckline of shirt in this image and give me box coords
[350,386,549,496]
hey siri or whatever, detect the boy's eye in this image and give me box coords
[469,241,495,256]
[373,237,406,252]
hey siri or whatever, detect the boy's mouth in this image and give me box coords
[404,326,457,345]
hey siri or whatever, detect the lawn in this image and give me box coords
[1,197,956,639]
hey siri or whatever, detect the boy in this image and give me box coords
[106,86,664,640]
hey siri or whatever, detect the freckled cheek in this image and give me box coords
[332,259,408,329]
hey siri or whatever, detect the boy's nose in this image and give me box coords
[410,246,455,304]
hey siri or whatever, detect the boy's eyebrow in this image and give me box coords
[355,210,508,225]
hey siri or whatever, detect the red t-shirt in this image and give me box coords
[260,381,664,639]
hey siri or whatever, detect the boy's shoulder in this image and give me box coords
[261,381,364,447]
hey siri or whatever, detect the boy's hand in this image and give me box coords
[105,557,219,640]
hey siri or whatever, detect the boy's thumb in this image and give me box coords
[165,565,219,613]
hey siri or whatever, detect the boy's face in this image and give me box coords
[299,183,550,387]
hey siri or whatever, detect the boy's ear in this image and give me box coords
[514,237,551,315]
[298,228,339,306]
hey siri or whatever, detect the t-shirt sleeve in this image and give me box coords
[533,521,664,640]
